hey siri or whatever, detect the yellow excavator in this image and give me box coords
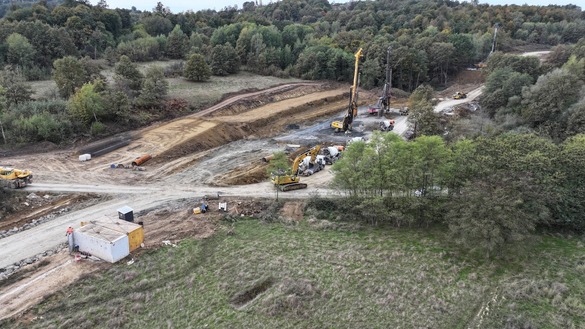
[271,145,321,192]
[331,48,363,132]
[0,166,33,189]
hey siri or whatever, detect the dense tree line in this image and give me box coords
[331,132,585,257]
[0,0,583,84]
[0,0,582,146]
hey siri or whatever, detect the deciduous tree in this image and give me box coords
[6,33,35,69]
[53,56,89,98]
[67,82,105,125]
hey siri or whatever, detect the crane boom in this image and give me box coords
[331,48,363,132]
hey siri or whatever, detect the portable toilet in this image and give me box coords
[117,206,134,222]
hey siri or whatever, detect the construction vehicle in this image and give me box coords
[0,166,33,189]
[379,119,395,131]
[322,145,344,165]
[452,92,467,99]
[368,46,393,117]
[331,48,363,132]
[271,145,322,191]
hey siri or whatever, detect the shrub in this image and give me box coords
[90,121,106,136]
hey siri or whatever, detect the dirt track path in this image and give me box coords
[195,82,321,117]
[434,86,482,113]
[0,180,339,270]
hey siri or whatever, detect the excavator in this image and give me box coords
[0,166,33,189]
[271,145,322,192]
[331,48,363,133]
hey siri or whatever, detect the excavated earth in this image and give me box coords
[0,81,384,321]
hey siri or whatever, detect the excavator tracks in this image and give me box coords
[280,183,308,192]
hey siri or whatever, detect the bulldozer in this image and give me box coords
[0,166,33,189]
[271,145,322,192]
[331,48,363,133]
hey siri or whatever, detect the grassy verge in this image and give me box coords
[5,219,585,328]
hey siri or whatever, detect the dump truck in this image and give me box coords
[0,166,33,189]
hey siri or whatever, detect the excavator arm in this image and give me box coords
[291,145,321,174]
[272,145,321,192]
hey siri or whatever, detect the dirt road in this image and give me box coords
[434,86,482,113]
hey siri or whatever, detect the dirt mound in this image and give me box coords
[0,194,99,232]
[150,121,251,164]
[137,205,218,246]
[280,201,305,221]
[212,162,268,186]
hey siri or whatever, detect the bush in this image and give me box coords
[90,121,106,136]
[11,112,71,143]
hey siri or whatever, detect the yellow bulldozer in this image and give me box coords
[0,166,33,189]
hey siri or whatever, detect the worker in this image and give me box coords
[66,226,74,253]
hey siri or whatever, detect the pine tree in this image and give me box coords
[184,54,211,82]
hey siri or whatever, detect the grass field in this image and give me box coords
[166,71,303,107]
[5,219,585,328]
[28,60,303,108]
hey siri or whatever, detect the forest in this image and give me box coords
[0,0,583,145]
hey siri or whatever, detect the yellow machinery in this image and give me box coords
[0,166,33,189]
[452,92,467,99]
[271,145,321,192]
[332,48,363,132]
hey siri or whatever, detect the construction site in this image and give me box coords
[0,45,491,321]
